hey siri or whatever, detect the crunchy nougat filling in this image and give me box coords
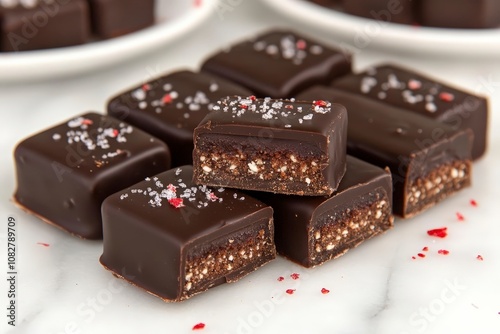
[405,160,471,217]
[183,222,274,298]
[310,190,393,267]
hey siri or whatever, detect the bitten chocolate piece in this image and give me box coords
[87,0,155,38]
[332,64,489,159]
[13,112,170,239]
[107,70,252,167]
[201,30,351,98]
[297,87,473,218]
[251,156,393,268]
[100,166,276,302]
[0,0,90,52]
[420,0,500,29]
[341,0,416,25]
[193,96,348,196]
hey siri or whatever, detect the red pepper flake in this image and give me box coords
[427,227,448,238]
[162,94,173,104]
[456,212,465,221]
[296,39,307,50]
[314,100,327,107]
[470,199,478,207]
[37,242,50,247]
[112,129,119,137]
[422,246,429,252]
[286,289,296,295]
[411,256,416,260]
[285,105,294,109]
[438,249,450,255]
[208,192,218,201]
[477,255,484,261]
[168,198,184,209]
[82,119,93,125]
[321,288,330,294]
[277,276,285,282]
[192,323,205,330]
[408,79,422,90]
[290,273,300,280]
[167,184,177,192]
[142,84,151,91]
[239,104,248,109]
[439,92,455,102]
[417,253,426,258]
[249,95,256,101]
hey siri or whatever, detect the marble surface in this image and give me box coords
[1,1,500,333]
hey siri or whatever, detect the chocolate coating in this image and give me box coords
[107,70,252,167]
[0,0,90,52]
[342,0,416,25]
[201,29,352,98]
[332,64,489,159]
[13,112,171,239]
[100,166,276,302]
[250,156,394,268]
[193,96,347,196]
[297,86,473,217]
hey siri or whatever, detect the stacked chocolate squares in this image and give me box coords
[13,30,488,302]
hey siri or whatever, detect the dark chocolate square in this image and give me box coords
[341,0,416,25]
[0,0,90,52]
[251,156,394,268]
[100,166,276,302]
[13,112,171,239]
[297,86,473,218]
[201,29,351,98]
[193,96,348,196]
[332,64,489,159]
[107,70,252,167]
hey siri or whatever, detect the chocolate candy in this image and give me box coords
[251,156,393,268]
[13,112,171,239]
[297,86,473,218]
[201,30,352,98]
[100,166,276,302]
[420,0,500,29]
[0,0,90,52]
[332,64,489,160]
[87,0,155,39]
[342,0,416,25]
[193,96,348,196]
[107,70,252,167]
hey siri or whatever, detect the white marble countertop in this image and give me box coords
[1,1,500,333]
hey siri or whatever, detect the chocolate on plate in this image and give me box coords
[297,86,473,218]
[107,70,252,167]
[342,0,416,25]
[13,112,171,239]
[332,64,489,160]
[201,30,352,98]
[0,0,91,52]
[251,156,394,268]
[193,96,347,196]
[100,166,276,302]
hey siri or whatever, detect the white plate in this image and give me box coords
[260,0,500,56]
[0,0,217,81]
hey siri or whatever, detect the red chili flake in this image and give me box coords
[290,273,300,280]
[417,253,426,258]
[208,192,218,201]
[439,92,455,102]
[321,288,330,294]
[249,95,256,101]
[285,105,294,109]
[456,212,465,221]
[427,227,448,238]
[142,84,151,91]
[239,104,248,109]
[408,79,422,90]
[296,39,307,50]
[477,255,484,261]
[314,100,327,107]
[82,119,93,125]
[168,198,184,209]
[438,249,450,255]
[162,94,173,104]
[286,289,296,295]
[37,242,50,247]
[167,184,177,192]
[112,129,119,137]
[277,276,285,282]
[192,323,205,330]
[411,256,416,260]
[470,199,478,207]
[422,246,429,252]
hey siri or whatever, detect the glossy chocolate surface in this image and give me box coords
[332,64,489,159]
[107,70,252,167]
[100,166,275,301]
[13,112,171,239]
[201,30,352,98]
[193,96,347,195]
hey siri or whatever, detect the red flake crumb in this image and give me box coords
[456,212,465,221]
[208,192,218,201]
[408,79,422,90]
[470,199,478,207]
[112,129,119,137]
[422,246,429,252]
[162,94,173,104]
[427,227,448,238]
[168,198,184,209]
[192,323,205,330]
[239,104,248,109]
[37,242,50,247]
[438,249,450,255]
[321,288,330,295]
[290,273,300,280]
[277,276,285,282]
[142,84,151,91]
[417,253,426,258]
[477,255,484,261]
[249,95,256,101]
[314,100,327,107]
[285,105,294,109]
[296,39,307,50]
[412,256,416,260]
[286,289,296,295]
[167,184,177,192]
[439,92,455,102]
[82,119,93,125]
